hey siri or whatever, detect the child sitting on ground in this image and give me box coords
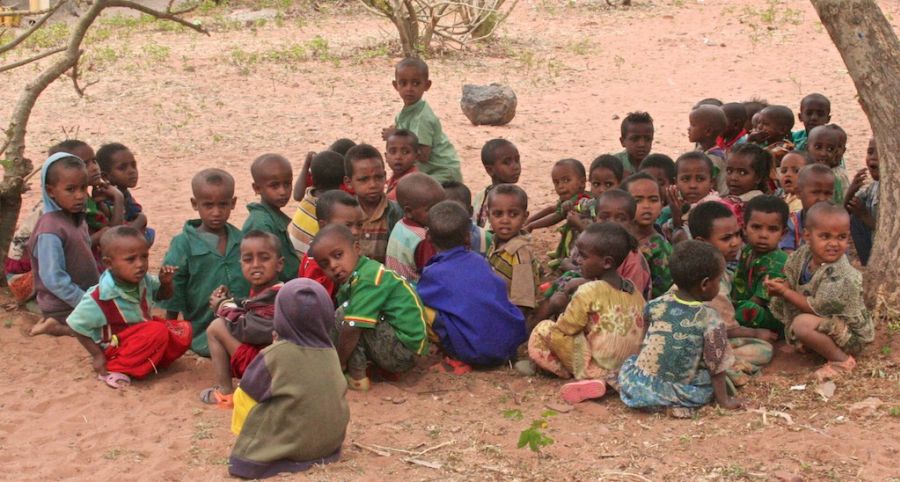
[639,153,676,199]
[311,225,430,390]
[385,129,420,200]
[96,143,154,245]
[201,231,285,406]
[622,173,673,298]
[473,138,521,229]
[717,102,749,153]
[228,279,348,479]
[344,144,403,264]
[243,153,299,281]
[618,240,743,416]
[383,57,462,183]
[289,150,345,256]
[661,151,720,242]
[689,104,728,193]
[160,168,249,356]
[589,155,624,198]
[613,111,655,174]
[385,172,445,282]
[779,164,835,252]
[417,201,526,371]
[27,153,100,337]
[689,202,775,387]
[791,93,831,152]
[486,184,540,321]
[767,203,873,381]
[299,190,365,299]
[527,223,646,404]
[525,158,592,267]
[442,181,491,255]
[845,138,879,266]
[776,151,809,213]
[732,195,789,333]
[807,124,850,204]
[722,143,771,221]
[68,227,191,389]
[746,105,795,177]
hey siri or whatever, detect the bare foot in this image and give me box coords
[29,317,74,337]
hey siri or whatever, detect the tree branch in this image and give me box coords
[0,46,66,74]
[67,51,97,97]
[104,0,209,34]
[0,0,67,56]
[0,6,57,16]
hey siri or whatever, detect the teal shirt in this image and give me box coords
[612,150,641,175]
[242,202,300,282]
[68,270,160,345]
[158,220,249,356]
[791,129,808,152]
[395,100,462,183]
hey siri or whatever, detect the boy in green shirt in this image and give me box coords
[160,168,249,356]
[310,224,429,391]
[382,57,462,183]
[242,153,299,281]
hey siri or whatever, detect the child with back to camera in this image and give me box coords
[807,124,850,204]
[442,181,491,256]
[767,203,873,381]
[96,142,154,245]
[689,104,728,193]
[292,138,356,203]
[385,129,420,201]
[622,172,673,298]
[486,184,540,321]
[343,143,403,264]
[243,153,299,281]
[473,138,521,229]
[791,93,831,152]
[613,111,655,174]
[845,137,879,266]
[289,151,346,256]
[776,150,809,213]
[717,102,749,153]
[779,164,835,252]
[298,190,365,300]
[385,172,445,282]
[618,240,743,417]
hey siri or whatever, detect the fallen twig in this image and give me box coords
[353,442,391,457]
[368,440,453,456]
[402,457,442,469]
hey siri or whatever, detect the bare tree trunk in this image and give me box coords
[810,0,900,316]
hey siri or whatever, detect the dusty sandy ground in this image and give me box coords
[1,0,899,480]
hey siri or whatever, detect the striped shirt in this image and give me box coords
[288,188,319,256]
[488,233,539,309]
[360,195,403,264]
[385,219,428,283]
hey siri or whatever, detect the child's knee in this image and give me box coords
[791,314,821,337]
[206,317,227,336]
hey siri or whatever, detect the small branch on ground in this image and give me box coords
[105,0,209,34]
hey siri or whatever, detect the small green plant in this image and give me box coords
[502,408,523,421]
[567,39,594,56]
[882,345,892,356]
[193,421,214,440]
[517,410,556,453]
[23,23,69,50]
[889,406,900,417]
[142,43,171,62]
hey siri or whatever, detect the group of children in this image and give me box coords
[9,56,880,478]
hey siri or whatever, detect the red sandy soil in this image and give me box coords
[2,0,899,479]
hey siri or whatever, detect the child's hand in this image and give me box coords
[849,167,868,193]
[559,199,575,213]
[746,129,766,143]
[92,182,123,203]
[209,285,230,310]
[763,276,787,297]
[846,196,865,216]
[158,265,178,285]
[381,125,397,141]
[91,352,108,376]
[547,291,569,313]
[753,328,779,343]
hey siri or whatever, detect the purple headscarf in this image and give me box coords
[273,278,335,348]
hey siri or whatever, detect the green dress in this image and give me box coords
[639,232,673,299]
[732,245,788,333]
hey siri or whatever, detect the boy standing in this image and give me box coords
[384,57,462,183]
[791,93,831,152]
[385,173,445,282]
[613,112,655,174]
[243,153,299,281]
[486,184,540,319]
[845,138,879,266]
[343,144,403,264]
[807,124,850,204]
[288,151,345,256]
[160,169,249,356]
[473,138,522,229]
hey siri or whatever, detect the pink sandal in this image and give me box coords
[98,372,131,389]
[560,379,606,404]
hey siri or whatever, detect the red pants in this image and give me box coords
[104,320,192,378]
[230,344,263,378]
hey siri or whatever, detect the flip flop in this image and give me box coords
[559,379,606,404]
[98,372,131,389]
[431,357,472,375]
[199,387,234,408]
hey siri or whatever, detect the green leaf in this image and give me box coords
[502,408,523,421]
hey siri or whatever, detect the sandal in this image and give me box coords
[199,387,234,408]
[560,379,606,404]
[345,374,371,392]
[98,372,131,389]
[814,356,856,382]
[431,357,472,375]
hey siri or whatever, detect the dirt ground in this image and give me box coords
[1,0,899,480]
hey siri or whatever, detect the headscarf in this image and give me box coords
[273,278,335,348]
[40,151,84,214]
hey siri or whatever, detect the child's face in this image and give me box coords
[699,216,742,262]
[485,144,521,184]
[240,237,283,289]
[385,136,418,177]
[676,159,713,204]
[749,112,762,133]
[797,174,835,210]
[311,235,360,286]
[589,167,618,197]
[745,210,786,255]
[627,178,662,228]
[799,98,830,132]
[324,203,366,239]
[392,66,431,106]
[808,130,843,167]
[71,145,100,186]
[687,112,710,143]
[778,153,805,194]
[804,214,849,265]
[46,166,89,214]
[105,149,139,189]
[596,199,632,227]
[620,122,653,163]
[754,112,789,143]
[191,183,236,233]
[551,164,585,201]
[252,163,293,209]
[866,138,880,181]
[640,166,671,193]
[346,158,386,207]
[574,235,611,280]
[103,236,150,285]
[725,153,760,196]
[487,193,528,242]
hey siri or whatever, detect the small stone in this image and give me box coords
[460,84,517,126]
[848,397,883,417]
[227,8,278,26]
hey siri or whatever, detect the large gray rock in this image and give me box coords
[460,83,517,126]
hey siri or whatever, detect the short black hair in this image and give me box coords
[730,143,772,191]
[590,155,624,182]
[397,172,443,211]
[805,201,849,230]
[812,123,847,145]
[100,225,146,257]
[389,129,419,147]
[191,168,235,197]
[487,183,527,210]
[675,151,714,178]
[761,105,795,132]
[800,93,830,112]
[310,150,346,190]
[343,143,383,178]
[316,190,359,222]
[797,163,835,189]
[481,138,515,166]
[554,158,586,180]
[242,229,282,253]
[670,240,724,292]
[427,200,470,251]
[743,97,769,116]
[693,97,723,108]
[620,111,654,138]
[579,222,637,267]
[441,180,472,207]
[596,188,637,219]
[309,224,356,255]
[396,57,429,79]
[620,172,660,196]
[688,201,735,239]
[781,150,812,165]
[639,153,676,182]
[45,155,86,185]
[96,142,129,173]
[250,153,291,182]
[743,194,789,228]
[328,138,356,156]
[722,102,748,126]
[48,139,89,157]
